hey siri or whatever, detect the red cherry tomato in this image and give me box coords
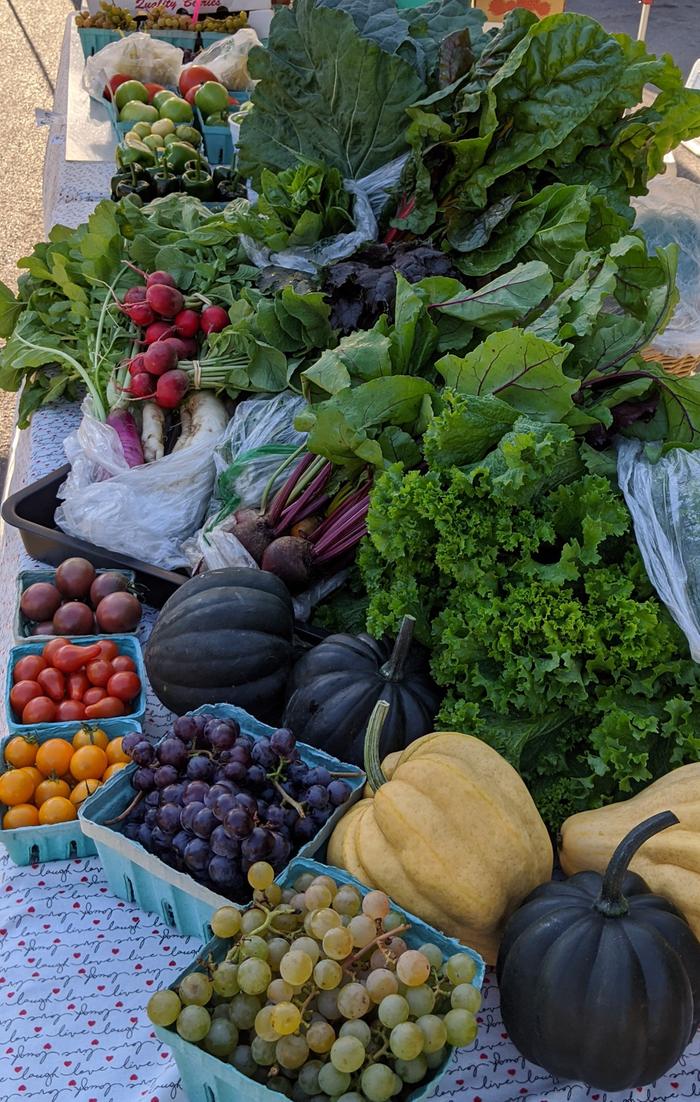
[107,671,141,703]
[56,700,86,722]
[83,687,107,707]
[96,640,120,661]
[86,659,114,688]
[111,655,136,674]
[10,680,42,716]
[84,697,126,720]
[13,654,47,683]
[42,637,71,664]
[22,696,57,724]
[37,667,66,703]
[67,672,90,701]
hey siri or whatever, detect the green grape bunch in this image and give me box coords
[147,863,481,1100]
[76,1,137,29]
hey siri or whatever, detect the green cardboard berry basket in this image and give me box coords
[6,635,147,736]
[0,717,142,866]
[153,856,485,1102]
[14,567,136,643]
[79,704,365,941]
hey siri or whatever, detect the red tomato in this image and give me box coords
[85,697,126,720]
[56,700,86,722]
[143,81,164,102]
[22,696,57,724]
[43,637,70,664]
[37,667,66,703]
[103,73,130,101]
[67,672,90,701]
[83,687,107,707]
[10,680,42,716]
[111,655,136,674]
[13,654,47,683]
[96,640,119,661]
[178,65,218,96]
[86,659,114,688]
[185,84,201,106]
[107,671,141,703]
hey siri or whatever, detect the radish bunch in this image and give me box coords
[118,268,229,410]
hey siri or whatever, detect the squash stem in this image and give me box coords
[379,616,416,682]
[364,700,390,793]
[596,810,679,917]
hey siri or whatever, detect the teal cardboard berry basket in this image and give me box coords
[77,27,123,58]
[79,704,365,941]
[153,856,485,1102]
[195,95,249,164]
[6,635,147,736]
[14,567,136,643]
[0,717,142,866]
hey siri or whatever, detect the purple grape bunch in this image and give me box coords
[117,714,353,904]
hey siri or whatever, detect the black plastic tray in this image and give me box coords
[1,465,186,609]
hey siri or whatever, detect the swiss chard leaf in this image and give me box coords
[433,261,553,332]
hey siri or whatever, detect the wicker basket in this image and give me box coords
[641,347,700,378]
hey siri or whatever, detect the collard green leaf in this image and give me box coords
[434,261,552,332]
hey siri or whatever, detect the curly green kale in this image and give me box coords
[360,400,700,828]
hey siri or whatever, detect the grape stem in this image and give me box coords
[104,790,143,825]
[344,923,411,972]
[270,778,306,819]
[224,905,297,963]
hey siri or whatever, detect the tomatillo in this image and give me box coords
[120,101,158,124]
[159,96,194,124]
[194,81,230,117]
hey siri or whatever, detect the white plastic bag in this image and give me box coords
[180,29,260,91]
[55,400,226,571]
[83,34,183,101]
[633,176,700,358]
[617,438,700,661]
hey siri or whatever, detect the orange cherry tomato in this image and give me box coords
[21,697,57,726]
[70,778,102,805]
[10,681,42,718]
[35,739,74,777]
[35,777,71,806]
[96,640,119,661]
[3,803,40,828]
[38,796,77,824]
[67,672,90,701]
[107,672,141,703]
[37,667,66,703]
[102,762,127,781]
[84,696,126,720]
[105,736,130,765]
[12,654,47,684]
[86,659,114,688]
[56,701,86,723]
[4,736,37,769]
[111,655,136,674]
[0,769,36,806]
[83,687,107,707]
[20,766,43,792]
[70,745,108,781]
[42,637,71,664]
[72,726,109,751]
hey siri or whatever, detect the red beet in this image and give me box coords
[130,372,155,399]
[146,284,185,319]
[143,341,178,377]
[144,321,174,345]
[124,285,147,305]
[261,536,312,594]
[155,369,188,409]
[174,309,200,338]
[200,305,229,335]
[230,508,273,564]
[146,271,177,289]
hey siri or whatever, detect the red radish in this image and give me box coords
[146,271,178,289]
[161,337,189,359]
[130,373,155,399]
[146,284,185,319]
[178,337,198,358]
[185,85,201,106]
[104,74,130,101]
[179,65,218,96]
[144,341,178,377]
[124,301,155,327]
[128,354,148,377]
[175,309,200,338]
[144,321,173,345]
[143,82,165,102]
[156,369,188,409]
[124,285,147,305]
[200,305,229,334]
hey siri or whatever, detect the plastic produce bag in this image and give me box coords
[633,176,700,357]
[239,155,408,276]
[180,29,260,91]
[55,400,226,571]
[617,438,700,661]
[83,34,183,101]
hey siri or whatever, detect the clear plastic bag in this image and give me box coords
[240,154,408,275]
[617,438,700,661]
[55,400,226,571]
[633,176,700,357]
[83,33,183,101]
[180,29,261,91]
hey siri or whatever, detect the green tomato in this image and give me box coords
[152,89,178,110]
[175,125,202,147]
[204,112,229,127]
[114,80,149,111]
[144,134,165,150]
[195,80,229,117]
[159,97,194,125]
[151,117,175,137]
[120,102,159,124]
[131,121,152,139]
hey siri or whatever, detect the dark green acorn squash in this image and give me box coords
[145,567,294,722]
[497,811,700,1091]
[282,616,441,765]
